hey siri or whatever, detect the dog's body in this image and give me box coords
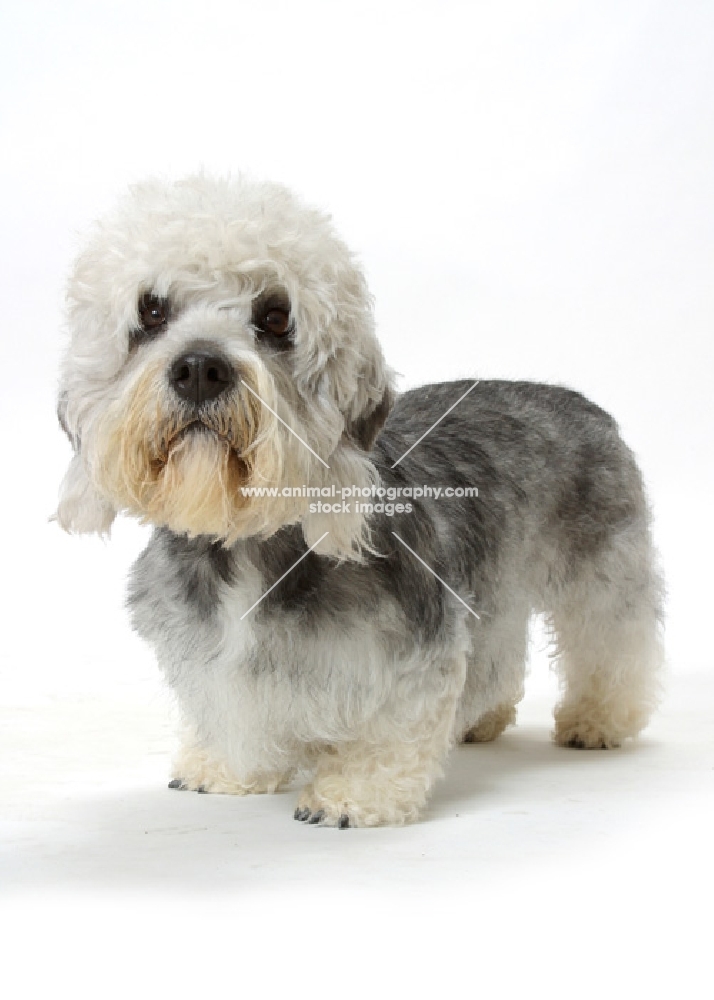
[57,176,663,826]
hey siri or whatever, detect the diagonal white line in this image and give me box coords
[391,381,480,469]
[240,380,330,469]
[391,532,480,620]
[240,532,330,620]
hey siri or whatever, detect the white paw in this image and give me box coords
[170,740,290,794]
[293,780,422,828]
[554,721,621,750]
[169,772,286,795]
[462,703,517,743]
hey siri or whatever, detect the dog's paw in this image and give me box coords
[169,751,291,795]
[169,773,284,794]
[169,769,290,794]
[293,781,420,828]
[293,804,353,829]
[462,702,517,743]
[554,723,621,750]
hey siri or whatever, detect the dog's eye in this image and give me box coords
[258,308,291,337]
[138,294,169,332]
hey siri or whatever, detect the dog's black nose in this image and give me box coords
[169,350,234,405]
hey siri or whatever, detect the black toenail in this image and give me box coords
[337,815,350,829]
[168,779,183,789]
[308,810,325,825]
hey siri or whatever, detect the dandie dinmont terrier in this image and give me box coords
[56,175,663,827]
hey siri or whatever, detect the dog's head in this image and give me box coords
[56,176,394,559]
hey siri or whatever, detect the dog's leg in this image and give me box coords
[294,731,450,827]
[169,727,294,795]
[456,606,527,744]
[462,702,518,743]
[551,544,663,749]
[294,655,467,827]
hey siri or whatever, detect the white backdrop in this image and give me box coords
[2,0,712,672]
[1,1,712,992]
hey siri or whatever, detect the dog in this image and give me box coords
[56,175,663,827]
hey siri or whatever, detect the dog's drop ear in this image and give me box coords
[347,385,395,453]
[55,453,117,537]
[55,393,117,535]
[57,392,73,446]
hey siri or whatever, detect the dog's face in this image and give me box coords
[56,176,393,558]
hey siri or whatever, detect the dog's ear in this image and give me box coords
[55,453,117,536]
[347,385,395,453]
[54,397,117,536]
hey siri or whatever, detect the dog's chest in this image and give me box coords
[131,528,435,694]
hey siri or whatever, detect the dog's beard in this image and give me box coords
[89,364,292,541]
[84,362,380,557]
[146,426,245,539]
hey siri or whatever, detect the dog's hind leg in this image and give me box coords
[462,702,518,743]
[456,605,528,744]
[551,531,663,749]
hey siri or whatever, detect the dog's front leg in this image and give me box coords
[294,656,467,827]
[168,726,295,795]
